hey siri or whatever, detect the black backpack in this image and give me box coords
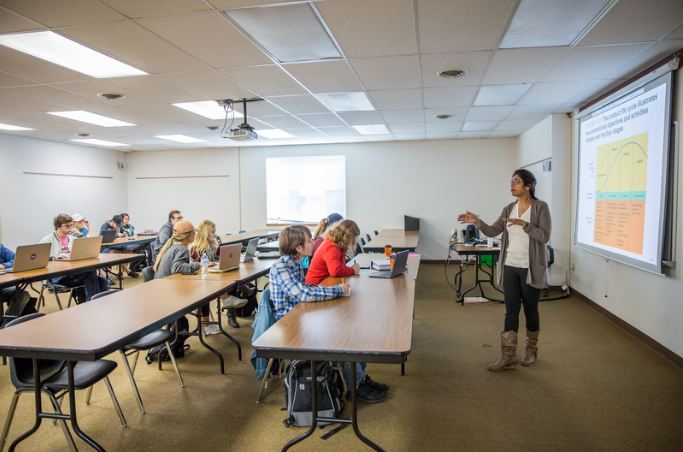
[283,361,345,429]
[145,316,191,363]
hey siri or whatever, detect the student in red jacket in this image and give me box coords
[306,219,361,286]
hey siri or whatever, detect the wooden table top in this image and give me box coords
[0,253,145,289]
[363,233,419,250]
[349,253,421,280]
[253,276,414,363]
[0,279,234,361]
[219,230,280,244]
[164,257,275,284]
[103,235,156,247]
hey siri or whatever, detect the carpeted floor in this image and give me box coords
[1,264,682,451]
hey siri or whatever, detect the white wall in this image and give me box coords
[569,68,683,359]
[239,139,517,260]
[0,134,128,249]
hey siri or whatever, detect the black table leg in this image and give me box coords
[350,363,384,451]
[216,298,242,361]
[8,359,43,452]
[67,360,105,451]
[196,307,225,374]
[282,360,318,451]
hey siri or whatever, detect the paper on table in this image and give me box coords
[341,287,351,297]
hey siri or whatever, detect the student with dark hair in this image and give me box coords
[458,168,551,372]
[154,210,183,256]
[0,243,38,323]
[39,214,109,302]
[101,214,138,279]
[311,213,344,257]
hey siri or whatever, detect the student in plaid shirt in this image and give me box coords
[270,225,349,321]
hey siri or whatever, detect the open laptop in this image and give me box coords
[369,250,409,279]
[209,244,241,273]
[0,243,51,273]
[101,229,117,244]
[241,238,259,263]
[58,236,103,261]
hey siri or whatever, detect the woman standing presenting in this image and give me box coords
[458,169,551,371]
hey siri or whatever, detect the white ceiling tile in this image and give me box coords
[554,103,586,114]
[4,85,105,111]
[0,7,46,33]
[421,51,491,87]
[490,130,521,138]
[394,133,426,141]
[0,0,126,27]
[518,81,595,105]
[0,89,75,112]
[0,46,92,84]
[282,61,362,94]
[462,120,498,131]
[255,115,307,129]
[424,107,468,122]
[316,126,361,138]
[496,119,542,131]
[88,107,169,126]
[317,0,415,58]
[101,0,212,18]
[417,0,517,53]
[94,123,206,138]
[483,47,568,85]
[11,112,98,129]
[426,132,459,139]
[579,0,683,45]
[106,75,206,103]
[204,0,301,8]
[569,79,625,104]
[51,80,161,107]
[128,104,214,124]
[350,56,421,90]
[237,101,285,117]
[543,43,650,82]
[266,95,331,114]
[380,109,425,123]
[423,87,478,108]
[57,21,209,74]
[465,106,514,121]
[337,111,385,125]
[363,135,394,142]
[295,114,345,127]
[666,25,683,40]
[0,114,74,131]
[388,123,425,134]
[457,131,490,139]
[283,128,328,139]
[0,103,34,115]
[606,39,683,80]
[136,11,272,69]
[0,71,40,88]
[160,70,257,100]
[426,121,463,133]
[219,66,308,96]
[369,89,423,110]
[507,104,564,120]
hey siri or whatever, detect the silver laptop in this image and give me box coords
[241,238,259,263]
[101,229,117,244]
[369,250,409,279]
[0,243,51,273]
[209,244,241,273]
[58,236,103,261]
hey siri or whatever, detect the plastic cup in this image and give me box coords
[385,245,393,257]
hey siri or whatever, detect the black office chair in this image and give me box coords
[37,280,84,311]
[374,231,379,236]
[355,242,363,255]
[1,314,125,451]
[360,237,366,247]
[366,233,372,244]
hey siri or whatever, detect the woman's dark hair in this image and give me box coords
[120,213,129,219]
[513,169,538,200]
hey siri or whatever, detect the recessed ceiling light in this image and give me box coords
[75,133,91,137]
[155,135,207,143]
[48,111,135,127]
[205,126,220,131]
[173,101,243,120]
[435,114,452,120]
[317,92,375,112]
[473,85,533,106]
[71,138,129,147]
[258,129,295,139]
[97,93,126,101]
[437,69,468,79]
[352,124,390,135]
[224,3,341,63]
[0,122,35,131]
[0,31,147,78]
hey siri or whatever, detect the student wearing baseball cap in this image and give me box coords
[154,220,203,280]
[69,213,92,238]
[100,214,138,278]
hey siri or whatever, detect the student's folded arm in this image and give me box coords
[173,261,199,275]
[324,248,355,277]
[0,246,15,268]
[279,275,342,302]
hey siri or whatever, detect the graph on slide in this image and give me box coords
[593,132,648,254]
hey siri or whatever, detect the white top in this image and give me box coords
[504,201,531,268]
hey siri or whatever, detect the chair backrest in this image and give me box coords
[374,230,379,236]
[359,237,366,246]
[366,233,372,243]
[355,242,363,255]
[6,313,65,388]
[90,289,118,301]
[142,266,155,283]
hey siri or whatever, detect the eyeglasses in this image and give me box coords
[508,179,522,186]
[61,223,74,228]
[174,216,184,220]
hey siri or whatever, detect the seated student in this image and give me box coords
[311,213,344,257]
[0,243,38,322]
[120,213,135,237]
[305,219,388,403]
[100,215,138,278]
[154,210,183,257]
[188,220,229,334]
[154,220,200,279]
[39,214,109,303]
[69,214,92,238]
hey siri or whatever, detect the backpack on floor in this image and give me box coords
[145,315,191,363]
[283,360,345,428]
[232,283,258,317]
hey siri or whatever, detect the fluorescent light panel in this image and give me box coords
[48,111,135,127]
[473,85,533,106]
[500,0,611,48]
[317,92,375,112]
[0,31,146,78]
[462,121,499,132]
[155,135,207,143]
[352,124,390,135]
[71,139,129,147]
[258,129,294,138]
[173,101,243,120]
[0,122,34,131]
[224,3,341,63]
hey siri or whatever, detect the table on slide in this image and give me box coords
[0,278,234,452]
[452,243,503,304]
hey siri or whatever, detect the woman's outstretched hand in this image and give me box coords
[457,211,478,224]
[504,218,527,228]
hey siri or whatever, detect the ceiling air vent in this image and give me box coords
[97,92,126,101]
[437,69,467,79]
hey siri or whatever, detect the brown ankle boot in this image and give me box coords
[488,331,518,372]
[522,329,539,366]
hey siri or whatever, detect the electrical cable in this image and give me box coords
[220,100,236,139]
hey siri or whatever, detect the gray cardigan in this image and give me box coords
[478,198,552,289]
[154,243,200,279]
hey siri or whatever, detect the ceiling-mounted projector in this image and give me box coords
[217,98,263,141]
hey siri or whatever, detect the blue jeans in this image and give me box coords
[52,271,108,302]
[342,362,367,389]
